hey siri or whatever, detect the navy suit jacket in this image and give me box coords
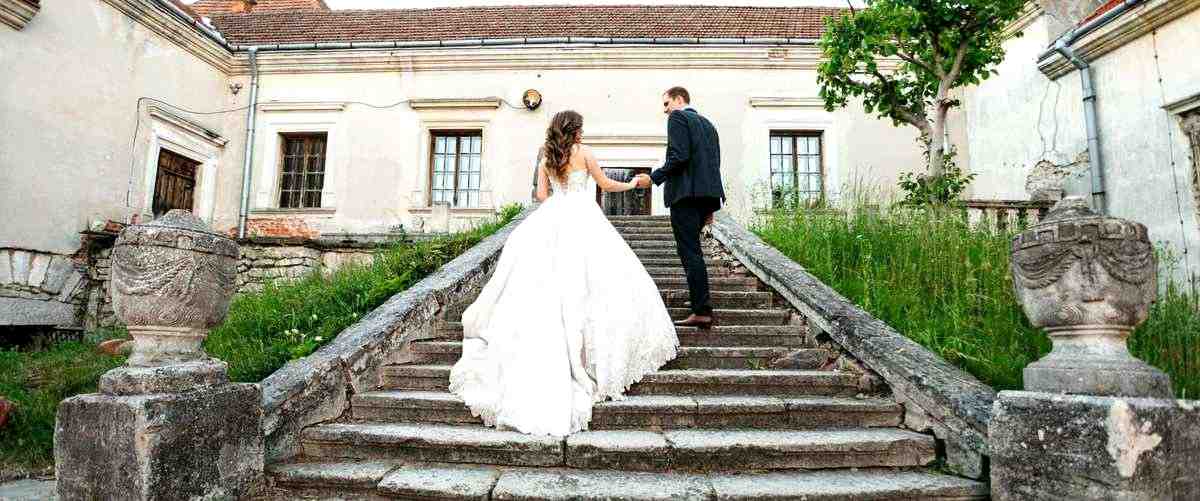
[649,108,725,208]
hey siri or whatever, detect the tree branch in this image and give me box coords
[867,67,931,133]
[945,37,971,88]
[896,49,939,78]
[928,30,946,76]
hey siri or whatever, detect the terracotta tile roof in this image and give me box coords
[207,5,844,46]
[190,0,329,17]
[1079,0,1125,25]
[168,0,200,20]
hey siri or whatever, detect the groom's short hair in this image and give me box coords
[665,86,690,104]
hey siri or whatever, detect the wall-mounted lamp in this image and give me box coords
[229,82,243,95]
[522,89,542,111]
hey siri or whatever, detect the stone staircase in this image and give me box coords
[261,215,988,500]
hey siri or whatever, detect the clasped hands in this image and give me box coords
[631,174,652,189]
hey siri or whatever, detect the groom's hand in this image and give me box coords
[633,174,652,189]
[705,212,714,226]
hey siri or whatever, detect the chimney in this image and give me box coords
[229,0,257,13]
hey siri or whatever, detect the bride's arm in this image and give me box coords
[584,146,637,193]
[535,159,551,202]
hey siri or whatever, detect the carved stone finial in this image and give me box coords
[103,210,239,395]
[1010,196,1172,397]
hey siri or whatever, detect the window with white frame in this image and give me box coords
[770,131,824,207]
[429,131,482,208]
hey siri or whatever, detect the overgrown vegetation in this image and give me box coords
[0,204,522,473]
[896,147,975,207]
[754,203,1199,398]
[0,329,125,479]
[208,203,522,382]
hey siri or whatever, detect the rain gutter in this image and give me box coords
[1040,0,1144,214]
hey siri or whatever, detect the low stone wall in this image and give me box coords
[84,246,116,329]
[237,244,325,292]
[710,213,997,479]
[70,236,406,331]
[256,208,531,462]
[0,248,87,328]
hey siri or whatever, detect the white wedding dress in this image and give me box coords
[448,168,679,436]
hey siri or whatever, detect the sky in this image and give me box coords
[186,0,861,8]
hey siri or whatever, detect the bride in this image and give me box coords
[448,110,679,437]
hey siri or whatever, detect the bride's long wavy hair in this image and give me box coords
[542,110,584,181]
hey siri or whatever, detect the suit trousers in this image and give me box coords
[669,197,720,316]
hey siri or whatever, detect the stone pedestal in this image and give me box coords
[53,211,262,500]
[990,391,1199,500]
[55,384,264,501]
[993,197,1197,500]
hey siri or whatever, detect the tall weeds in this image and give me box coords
[754,204,1198,398]
[206,203,523,382]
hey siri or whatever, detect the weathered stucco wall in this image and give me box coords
[962,15,1087,201]
[963,7,1200,285]
[230,57,923,237]
[0,1,246,256]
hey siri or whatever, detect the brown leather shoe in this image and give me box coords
[674,314,714,329]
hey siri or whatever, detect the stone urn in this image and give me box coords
[107,210,238,392]
[1010,197,1172,398]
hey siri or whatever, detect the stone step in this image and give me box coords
[608,215,671,222]
[619,232,676,241]
[661,290,773,309]
[383,365,864,397]
[645,266,738,277]
[613,222,673,231]
[639,257,734,268]
[664,347,831,370]
[408,341,821,369]
[667,307,789,325]
[635,247,714,258]
[655,276,758,291]
[266,463,988,500]
[628,369,865,397]
[299,423,935,471]
[616,226,676,235]
[676,325,807,347]
[434,323,807,348]
[628,240,680,249]
[351,391,902,430]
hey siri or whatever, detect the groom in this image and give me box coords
[635,87,725,328]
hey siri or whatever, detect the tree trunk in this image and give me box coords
[929,116,946,179]
[928,84,953,179]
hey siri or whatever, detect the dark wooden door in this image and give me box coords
[596,167,652,216]
[152,149,199,217]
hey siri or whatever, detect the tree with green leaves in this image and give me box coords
[817,0,1027,179]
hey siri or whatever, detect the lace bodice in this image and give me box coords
[551,169,593,195]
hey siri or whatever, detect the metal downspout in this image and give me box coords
[1037,0,1144,215]
[1055,40,1106,214]
[237,47,260,239]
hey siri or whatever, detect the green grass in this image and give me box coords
[0,329,126,479]
[208,203,523,383]
[754,205,1199,399]
[0,204,522,473]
